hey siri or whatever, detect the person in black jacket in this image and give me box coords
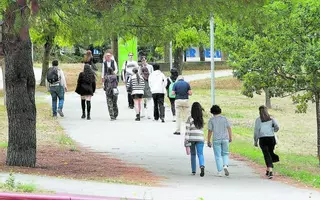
[75,64,96,120]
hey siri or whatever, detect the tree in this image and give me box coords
[2,0,39,167]
[263,0,320,166]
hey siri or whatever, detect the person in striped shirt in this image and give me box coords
[185,102,205,177]
[127,68,145,121]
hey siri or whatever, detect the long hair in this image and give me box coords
[83,64,95,83]
[191,102,204,129]
[132,68,140,84]
[141,66,149,80]
[84,50,92,62]
[259,105,271,122]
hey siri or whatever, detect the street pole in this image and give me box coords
[210,13,215,105]
[169,41,173,70]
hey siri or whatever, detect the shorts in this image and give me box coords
[132,94,143,99]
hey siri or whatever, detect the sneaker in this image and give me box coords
[57,109,64,117]
[200,166,205,177]
[224,166,229,176]
[172,116,176,122]
[268,171,273,179]
[217,171,223,177]
[192,172,196,175]
[154,118,159,121]
[173,132,181,135]
[81,114,86,119]
[52,115,57,119]
[161,118,165,123]
[110,118,116,121]
[265,170,270,176]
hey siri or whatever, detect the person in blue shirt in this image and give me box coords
[172,75,192,135]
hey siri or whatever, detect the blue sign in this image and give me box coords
[205,49,221,58]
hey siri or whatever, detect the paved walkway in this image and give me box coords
[1,70,320,199]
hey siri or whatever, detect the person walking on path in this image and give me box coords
[141,65,153,119]
[207,105,232,177]
[104,67,119,121]
[75,64,96,120]
[83,50,97,71]
[148,64,167,123]
[254,105,280,179]
[47,60,67,118]
[127,68,145,121]
[102,52,118,83]
[172,75,192,135]
[166,68,179,122]
[140,56,153,75]
[185,102,205,177]
[122,53,139,109]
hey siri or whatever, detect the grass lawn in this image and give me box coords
[189,76,320,188]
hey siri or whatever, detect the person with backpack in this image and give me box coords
[75,64,96,120]
[185,102,205,177]
[254,105,280,179]
[47,60,67,118]
[101,52,118,83]
[122,53,139,109]
[172,75,192,135]
[104,67,119,121]
[148,64,167,123]
[166,68,179,122]
[127,68,145,121]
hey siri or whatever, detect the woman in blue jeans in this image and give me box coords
[185,102,205,177]
[207,105,233,177]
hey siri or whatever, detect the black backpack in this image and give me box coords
[47,67,59,84]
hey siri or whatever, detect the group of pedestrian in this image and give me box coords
[47,53,280,180]
[183,103,279,179]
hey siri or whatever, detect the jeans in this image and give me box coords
[175,99,189,133]
[50,86,65,116]
[213,139,229,172]
[190,141,205,173]
[152,93,165,120]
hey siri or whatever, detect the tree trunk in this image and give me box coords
[0,59,6,105]
[316,92,320,167]
[164,43,170,63]
[40,37,54,86]
[3,2,37,167]
[111,34,118,64]
[199,44,205,62]
[264,88,272,109]
[173,47,184,75]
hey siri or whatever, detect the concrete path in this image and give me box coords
[0,67,42,90]
[1,70,320,199]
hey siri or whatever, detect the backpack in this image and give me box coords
[168,77,176,98]
[105,75,118,96]
[47,67,59,84]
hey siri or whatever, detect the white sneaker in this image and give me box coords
[217,171,223,177]
[224,166,229,176]
[172,116,176,122]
